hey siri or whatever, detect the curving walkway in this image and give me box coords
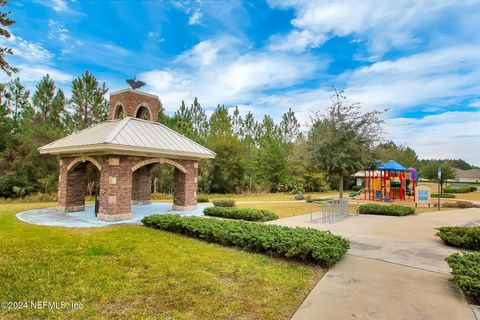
[269,208,480,320]
[16,203,209,227]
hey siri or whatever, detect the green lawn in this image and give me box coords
[0,203,323,319]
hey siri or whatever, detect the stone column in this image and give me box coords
[173,160,198,211]
[132,166,152,204]
[57,157,86,212]
[97,156,133,221]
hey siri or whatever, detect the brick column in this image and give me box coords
[173,160,198,211]
[57,158,86,212]
[132,166,152,204]
[97,156,133,221]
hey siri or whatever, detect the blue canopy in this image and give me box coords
[378,160,408,171]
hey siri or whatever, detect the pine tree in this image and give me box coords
[190,97,207,141]
[70,71,108,130]
[0,0,17,76]
[279,108,300,145]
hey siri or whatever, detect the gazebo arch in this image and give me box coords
[131,158,186,173]
[67,156,102,172]
[134,104,152,121]
[131,158,188,205]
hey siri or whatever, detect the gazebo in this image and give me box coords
[39,89,215,222]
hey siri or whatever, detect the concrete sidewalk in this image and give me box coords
[271,208,480,320]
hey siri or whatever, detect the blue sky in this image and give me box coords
[2,0,480,164]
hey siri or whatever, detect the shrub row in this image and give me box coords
[196,196,209,203]
[212,199,236,207]
[446,252,480,304]
[443,186,477,193]
[142,215,350,267]
[203,206,278,222]
[436,226,480,250]
[432,193,455,198]
[306,197,334,203]
[358,203,415,216]
[442,201,480,209]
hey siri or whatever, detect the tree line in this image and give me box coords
[1,72,475,199]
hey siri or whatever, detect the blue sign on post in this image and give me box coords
[437,167,442,180]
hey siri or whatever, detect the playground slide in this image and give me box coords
[349,188,364,198]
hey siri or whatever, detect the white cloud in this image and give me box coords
[139,46,321,111]
[176,37,239,67]
[0,33,73,83]
[48,20,70,42]
[52,0,68,12]
[0,35,53,63]
[385,112,480,165]
[269,29,326,53]
[343,45,480,111]
[16,64,74,82]
[176,40,222,67]
[189,9,203,25]
[267,0,479,56]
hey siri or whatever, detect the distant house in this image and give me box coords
[455,169,480,183]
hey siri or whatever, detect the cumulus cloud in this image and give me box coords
[189,9,203,25]
[139,44,322,111]
[269,29,326,53]
[267,0,479,57]
[16,64,74,82]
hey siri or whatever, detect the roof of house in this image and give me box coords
[455,168,480,179]
[38,117,216,159]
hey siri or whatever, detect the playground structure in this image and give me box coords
[361,160,417,202]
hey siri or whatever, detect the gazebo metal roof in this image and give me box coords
[38,117,215,159]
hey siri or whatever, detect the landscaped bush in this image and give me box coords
[204,206,278,221]
[442,201,480,209]
[142,215,350,267]
[432,193,455,198]
[358,203,415,216]
[306,197,333,203]
[446,252,480,304]
[212,199,236,207]
[196,195,209,203]
[443,186,471,194]
[436,226,480,250]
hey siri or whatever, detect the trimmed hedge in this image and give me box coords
[359,203,415,216]
[204,206,278,222]
[443,186,475,194]
[436,226,480,250]
[442,201,480,209]
[432,193,455,198]
[142,215,350,267]
[306,197,334,203]
[196,196,209,203]
[212,199,236,207]
[446,252,480,304]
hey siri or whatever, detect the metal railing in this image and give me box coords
[310,198,359,223]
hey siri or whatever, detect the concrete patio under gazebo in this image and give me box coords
[37,88,215,222]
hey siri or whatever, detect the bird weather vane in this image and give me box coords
[125,76,146,90]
